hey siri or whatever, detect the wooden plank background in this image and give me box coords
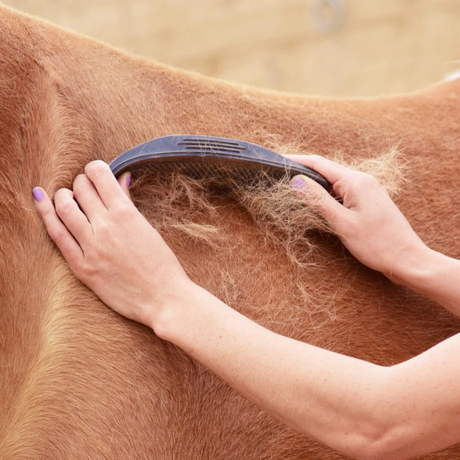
[3,0,460,97]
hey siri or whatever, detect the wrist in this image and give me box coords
[386,243,434,286]
[149,278,204,341]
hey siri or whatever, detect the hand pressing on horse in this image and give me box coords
[32,160,191,329]
[286,154,429,282]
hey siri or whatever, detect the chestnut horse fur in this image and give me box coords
[1,5,460,459]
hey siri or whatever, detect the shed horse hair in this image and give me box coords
[1,5,460,459]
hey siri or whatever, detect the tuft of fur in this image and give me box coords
[129,148,405,268]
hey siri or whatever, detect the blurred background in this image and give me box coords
[3,0,460,97]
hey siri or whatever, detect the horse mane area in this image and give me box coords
[1,4,460,459]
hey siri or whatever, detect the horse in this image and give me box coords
[1,5,460,459]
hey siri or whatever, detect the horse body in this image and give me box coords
[1,6,460,459]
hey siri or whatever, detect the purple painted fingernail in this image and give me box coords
[291,176,307,190]
[126,173,131,188]
[32,187,43,201]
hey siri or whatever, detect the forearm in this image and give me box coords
[391,245,460,317]
[154,283,390,459]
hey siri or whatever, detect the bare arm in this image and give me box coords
[156,281,460,460]
[31,159,460,460]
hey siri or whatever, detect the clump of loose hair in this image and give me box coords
[333,147,405,196]
[128,148,405,268]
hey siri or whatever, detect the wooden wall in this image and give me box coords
[3,0,460,97]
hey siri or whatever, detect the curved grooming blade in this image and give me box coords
[109,135,330,190]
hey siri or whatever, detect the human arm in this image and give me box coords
[31,160,460,460]
[156,282,460,460]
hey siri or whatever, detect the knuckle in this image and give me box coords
[356,172,379,187]
[309,188,327,209]
[54,188,70,201]
[308,154,321,167]
[78,262,97,279]
[40,206,54,221]
[73,174,91,194]
[85,160,107,178]
[54,189,74,215]
[95,220,111,237]
[49,227,66,245]
[56,201,73,216]
[116,202,136,219]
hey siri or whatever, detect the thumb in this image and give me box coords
[117,172,132,200]
[291,174,346,228]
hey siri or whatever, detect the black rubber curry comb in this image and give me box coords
[109,135,330,190]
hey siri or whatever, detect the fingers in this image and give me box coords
[73,174,107,222]
[286,154,352,227]
[291,174,348,228]
[84,160,130,210]
[73,170,132,223]
[32,161,131,278]
[284,154,352,185]
[54,188,93,245]
[32,187,84,268]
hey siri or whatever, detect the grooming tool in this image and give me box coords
[109,135,330,190]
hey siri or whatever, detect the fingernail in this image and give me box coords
[32,187,43,201]
[291,176,307,190]
[126,173,131,188]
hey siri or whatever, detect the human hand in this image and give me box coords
[32,161,191,329]
[285,154,428,279]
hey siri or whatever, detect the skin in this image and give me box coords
[32,156,460,460]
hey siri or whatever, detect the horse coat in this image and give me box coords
[1,5,460,459]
